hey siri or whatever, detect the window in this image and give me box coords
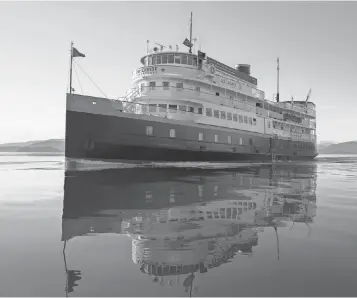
[162,55,168,64]
[181,55,187,64]
[228,136,232,144]
[193,57,197,66]
[244,116,248,123]
[198,107,202,114]
[188,56,193,65]
[146,126,153,136]
[149,104,157,113]
[239,115,243,123]
[253,118,257,125]
[188,106,194,113]
[239,137,243,145]
[227,112,232,120]
[214,134,219,143]
[195,86,200,92]
[249,117,252,125]
[168,54,174,63]
[214,110,219,118]
[169,129,176,138]
[199,132,203,141]
[152,56,156,65]
[179,105,186,113]
[149,81,156,90]
[176,82,183,89]
[174,55,181,64]
[220,111,226,119]
[216,92,220,96]
[233,114,238,122]
[141,104,148,113]
[163,81,169,90]
[156,55,162,64]
[147,57,152,65]
[206,108,213,117]
[249,138,253,146]
[169,105,177,113]
[158,104,167,112]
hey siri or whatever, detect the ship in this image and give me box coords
[65,13,317,165]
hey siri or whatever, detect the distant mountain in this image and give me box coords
[319,141,357,154]
[317,141,336,153]
[0,139,65,153]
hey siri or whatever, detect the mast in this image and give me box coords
[276,57,280,103]
[189,12,193,54]
[69,42,74,94]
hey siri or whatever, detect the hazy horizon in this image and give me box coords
[1,1,356,144]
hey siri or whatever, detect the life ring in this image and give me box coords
[210,65,216,74]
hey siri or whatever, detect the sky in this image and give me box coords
[0,1,356,144]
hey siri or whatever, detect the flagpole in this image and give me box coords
[69,42,73,94]
[276,57,280,103]
[146,40,149,66]
[189,12,193,54]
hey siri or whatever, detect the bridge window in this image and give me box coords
[162,55,168,64]
[146,126,153,136]
[193,57,197,66]
[149,104,157,113]
[244,116,248,123]
[159,104,167,112]
[176,82,183,89]
[152,56,157,65]
[220,111,226,119]
[169,105,177,112]
[168,54,174,63]
[149,81,156,89]
[174,55,181,64]
[179,105,186,113]
[239,115,243,123]
[181,55,188,64]
[214,134,219,143]
[216,92,220,96]
[163,81,170,90]
[206,108,212,117]
[198,107,202,114]
[156,55,162,64]
[199,132,204,141]
[147,56,152,65]
[227,112,232,121]
[188,106,194,113]
[214,110,219,118]
[169,129,176,138]
[233,114,238,122]
[188,56,193,65]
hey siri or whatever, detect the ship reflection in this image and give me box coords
[62,163,317,296]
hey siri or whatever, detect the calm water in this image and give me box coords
[0,153,357,297]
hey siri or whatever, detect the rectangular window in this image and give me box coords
[188,56,193,65]
[249,117,252,125]
[163,81,169,90]
[174,55,181,64]
[181,55,187,64]
[169,129,176,138]
[195,86,200,92]
[199,132,203,141]
[239,115,243,123]
[141,104,148,114]
[156,55,162,64]
[198,107,202,114]
[214,134,219,143]
[239,137,243,145]
[162,55,168,64]
[188,106,194,113]
[149,81,156,90]
[146,126,153,136]
[193,57,197,66]
[152,56,156,65]
[228,136,232,144]
[227,112,232,120]
[216,92,220,96]
[233,114,238,122]
[176,82,183,89]
[149,104,157,113]
[179,105,186,113]
[169,105,177,113]
[253,118,257,125]
[220,111,226,119]
[158,104,167,112]
[168,54,174,63]
[244,116,248,123]
[206,108,213,117]
[214,110,219,118]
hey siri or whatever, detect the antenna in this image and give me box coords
[189,12,193,54]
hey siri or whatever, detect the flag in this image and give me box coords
[72,47,85,58]
[183,38,192,48]
[197,50,206,59]
[67,270,82,293]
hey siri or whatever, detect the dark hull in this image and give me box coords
[65,101,317,163]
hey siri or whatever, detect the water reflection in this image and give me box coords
[62,163,317,296]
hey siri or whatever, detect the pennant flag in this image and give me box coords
[183,38,192,48]
[67,270,82,293]
[72,47,85,58]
